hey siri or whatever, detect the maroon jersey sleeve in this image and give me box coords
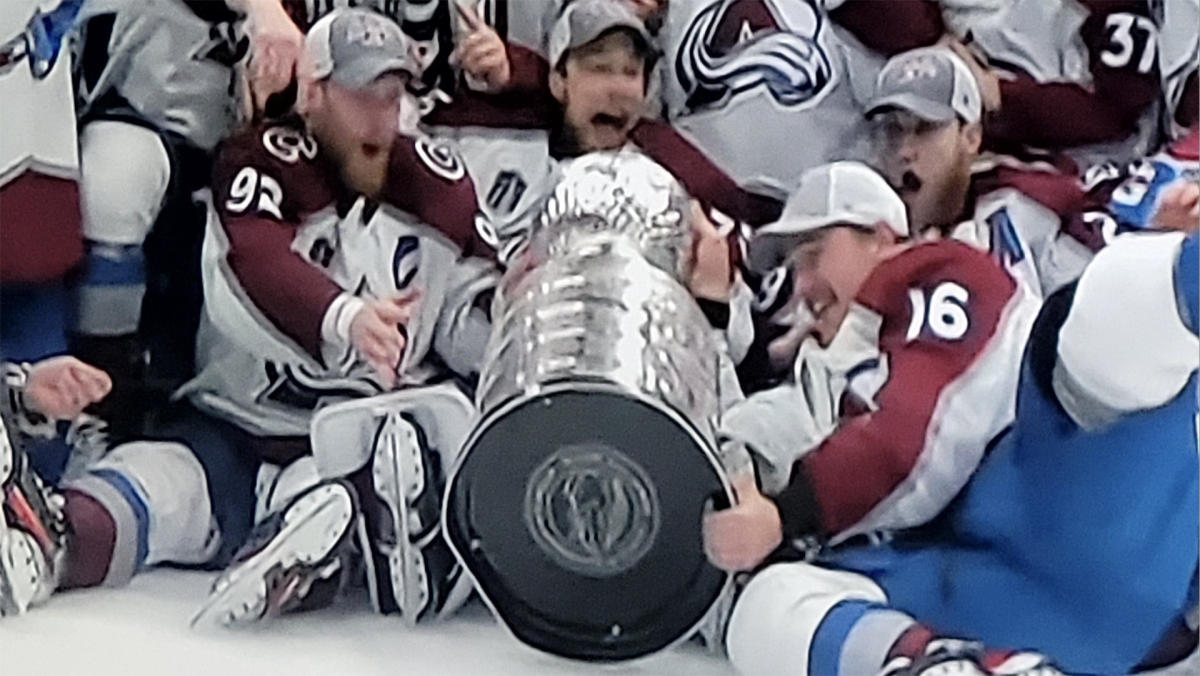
[989,0,1160,148]
[630,120,784,227]
[379,134,494,260]
[212,122,342,359]
[423,45,559,130]
[771,243,1020,538]
[828,0,944,56]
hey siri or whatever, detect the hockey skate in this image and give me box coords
[359,411,468,624]
[880,639,1065,676]
[191,480,359,628]
[0,413,68,616]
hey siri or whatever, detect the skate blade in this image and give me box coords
[190,484,353,629]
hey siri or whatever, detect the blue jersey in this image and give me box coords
[1085,130,1200,235]
[826,233,1200,674]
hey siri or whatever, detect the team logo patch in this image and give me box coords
[415,136,467,182]
[523,442,661,578]
[262,127,318,164]
[675,0,835,112]
[486,170,528,215]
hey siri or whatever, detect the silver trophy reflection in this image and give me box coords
[444,150,735,662]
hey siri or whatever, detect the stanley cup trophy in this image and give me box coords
[443,151,736,662]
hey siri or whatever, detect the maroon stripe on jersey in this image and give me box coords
[60,489,116,589]
[630,120,783,227]
[829,0,944,57]
[423,45,559,130]
[989,0,1159,148]
[0,172,83,283]
[219,213,341,359]
[797,242,1017,536]
[381,135,493,260]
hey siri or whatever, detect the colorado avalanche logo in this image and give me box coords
[676,0,834,111]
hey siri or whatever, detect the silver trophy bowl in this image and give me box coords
[444,151,734,662]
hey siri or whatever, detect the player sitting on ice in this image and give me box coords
[0,6,492,624]
[712,213,1199,675]
[186,7,497,628]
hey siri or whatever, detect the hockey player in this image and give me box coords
[867,46,1099,299]
[715,223,1199,676]
[428,0,785,258]
[940,0,1164,170]
[2,8,494,625]
[711,161,1040,570]
[186,7,496,627]
[422,0,784,363]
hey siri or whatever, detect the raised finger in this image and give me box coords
[455,1,485,32]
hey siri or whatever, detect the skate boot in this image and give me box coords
[191,479,359,628]
[0,413,68,616]
[881,639,1065,676]
[357,411,469,625]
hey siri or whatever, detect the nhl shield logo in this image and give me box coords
[675,0,835,111]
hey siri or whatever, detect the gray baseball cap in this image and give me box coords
[866,46,982,124]
[305,8,418,89]
[548,0,654,68]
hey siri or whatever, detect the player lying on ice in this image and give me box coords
[707,161,1199,675]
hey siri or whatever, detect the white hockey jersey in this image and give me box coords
[950,158,1096,299]
[180,119,495,437]
[659,0,887,195]
[1,0,84,283]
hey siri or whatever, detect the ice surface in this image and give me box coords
[1,569,735,676]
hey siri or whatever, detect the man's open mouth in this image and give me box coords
[897,170,922,195]
[592,112,631,131]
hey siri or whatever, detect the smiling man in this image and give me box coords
[713,160,1041,560]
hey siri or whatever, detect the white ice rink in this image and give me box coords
[0,569,735,676]
[4,568,1196,676]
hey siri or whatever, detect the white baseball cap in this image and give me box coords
[748,161,909,272]
[866,46,983,125]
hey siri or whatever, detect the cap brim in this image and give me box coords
[331,57,415,89]
[866,93,957,122]
[561,23,654,65]
[748,213,876,272]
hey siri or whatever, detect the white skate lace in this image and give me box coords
[61,415,110,482]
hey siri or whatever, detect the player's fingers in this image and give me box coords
[373,300,410,325]
[360,334,399,372]
[459,39,496,69]
[367,356,397,389]
[68,363,113,402]
[365,322,404,359]
[475,52,506,77]
[30,386,67,418]
[456,1,485,32]
[49,382,85,416]
[387,292,422,320]
[730,475,758,503]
